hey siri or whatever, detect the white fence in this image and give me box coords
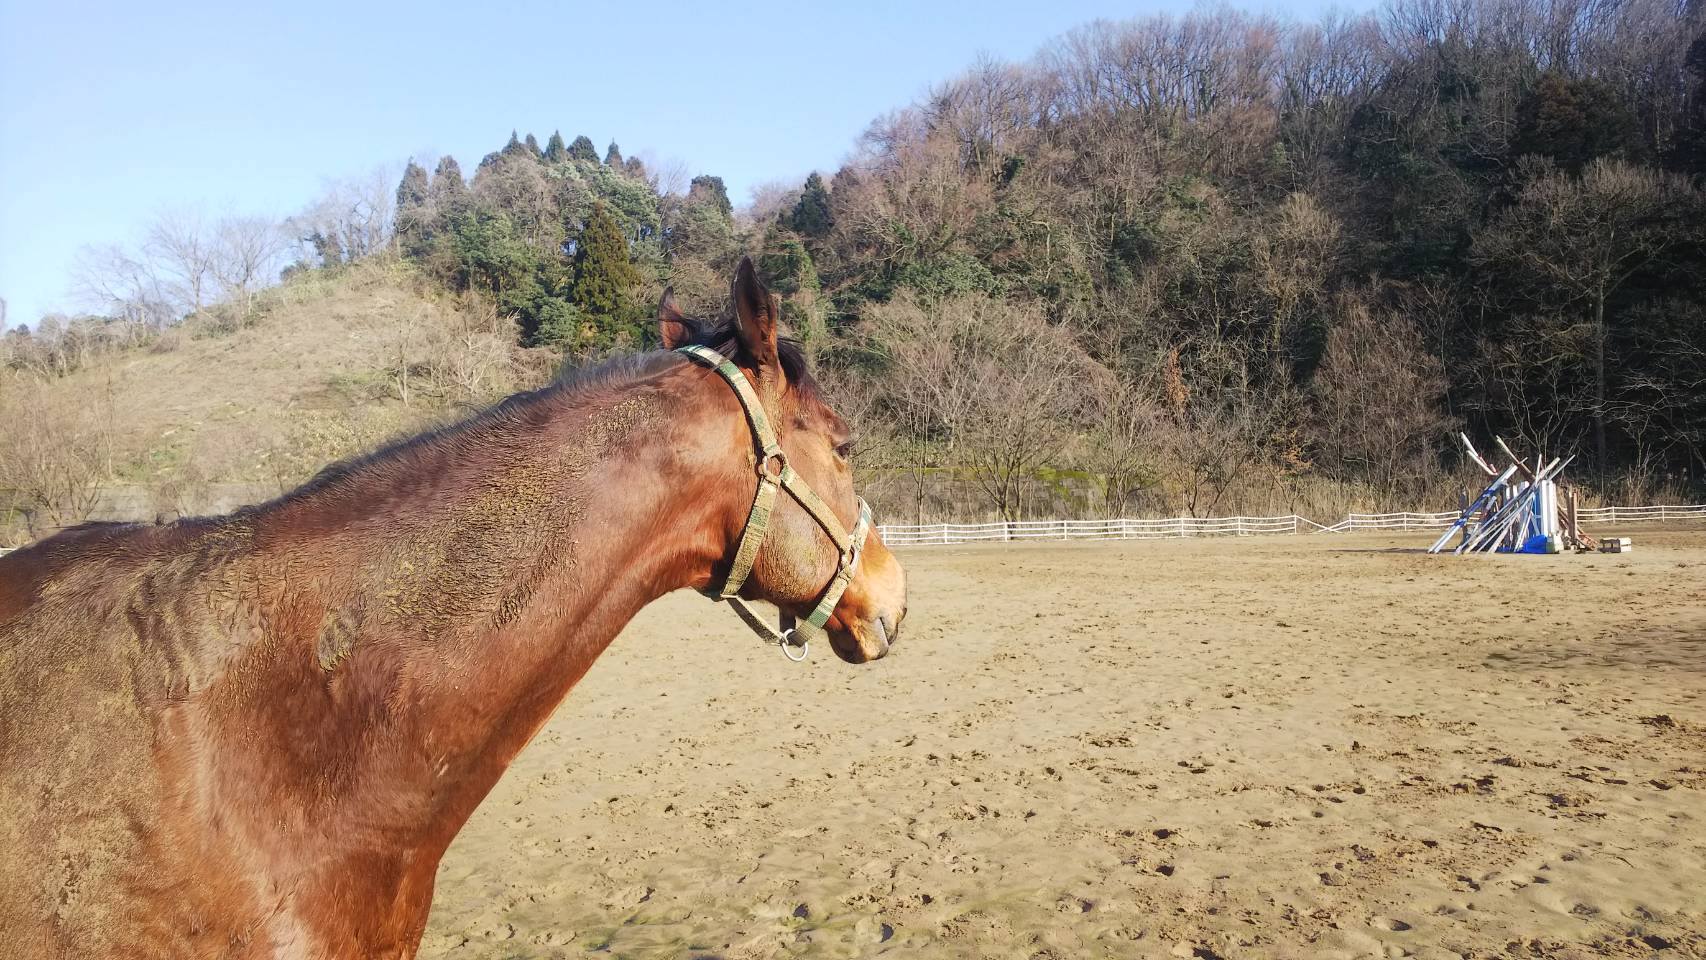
[878,515,1303,545]
[1578,504,1706,523]
[1319,503,1706,532]
[877,504,1706,546]
[1320,511,1459,532]
[5,506,1702,554]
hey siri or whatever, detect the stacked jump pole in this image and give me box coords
[1426,434,1588,555]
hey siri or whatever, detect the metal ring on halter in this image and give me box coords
[779,628,809,662]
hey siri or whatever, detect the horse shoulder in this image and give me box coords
[0,518,285,957]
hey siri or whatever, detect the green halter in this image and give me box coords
[678,345,873,661]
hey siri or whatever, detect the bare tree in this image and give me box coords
[0,376,115,537]
[868,293,1100,521]
[210,215,289,317]
[1313,294,1455,504]
[1251,191,1342,360]
[740,180,803,230]
[290,167,397,266]
[1472,158,1702,471]
[72,243,176,329]
[924,52,1039,173]
[145,210,216,313]
[636,153,692,197]
[1085,368,1165,515]
[424,299,518,407]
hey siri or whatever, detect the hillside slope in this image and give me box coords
[1,260,546,543]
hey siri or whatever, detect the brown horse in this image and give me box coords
[0,259,907,959]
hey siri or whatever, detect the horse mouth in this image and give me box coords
[830,614,892,663]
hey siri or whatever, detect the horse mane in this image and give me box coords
[533,310,817,410]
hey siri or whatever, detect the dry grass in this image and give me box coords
[0,261,548,545]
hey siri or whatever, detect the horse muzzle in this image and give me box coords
[827,610,899,663]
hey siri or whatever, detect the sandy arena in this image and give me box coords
[418,530,1706,959]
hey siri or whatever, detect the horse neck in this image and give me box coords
[241,362,753,845]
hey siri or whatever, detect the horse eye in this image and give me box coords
[834,440,855,460]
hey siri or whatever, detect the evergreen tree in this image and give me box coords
[524,133,543,159]
[396,161,430,212]
[687,175,732,218]
[394,161,433,252]
[502,130,529,158]
[308,231,345,269]
[569,204,643,344]
[545,131,568,163]
[665,180,737,264]
[605,141,624,167]
[757,227,820,297]
[757,225,826,346]
[789,172,833,237]
[1512,72,1641,171]
[569,135,599,163]
[431,156,469,209]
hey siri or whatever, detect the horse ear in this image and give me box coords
[657,288,691,349]
[731,256,782,379]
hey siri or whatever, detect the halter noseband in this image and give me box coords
[678,345,873,662]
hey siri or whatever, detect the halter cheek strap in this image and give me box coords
[678,345,873,661]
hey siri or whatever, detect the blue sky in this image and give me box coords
[0,0,1358,327]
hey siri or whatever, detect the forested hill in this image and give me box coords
[5,0,1706,541]
[385,0,1706,513]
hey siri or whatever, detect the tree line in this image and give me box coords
[380,0,1706,518]
[8,0,1706,525]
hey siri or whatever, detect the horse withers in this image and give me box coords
[0,258,906,958]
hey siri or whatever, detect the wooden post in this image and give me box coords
[1565,486,1579,547]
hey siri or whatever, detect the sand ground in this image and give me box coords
[418,529,1706,960]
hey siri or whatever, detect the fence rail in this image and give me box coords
[878,515,1301,545]
[4,506,1703,554]
[1577,504,1706,523]
[876,504,1706,546]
